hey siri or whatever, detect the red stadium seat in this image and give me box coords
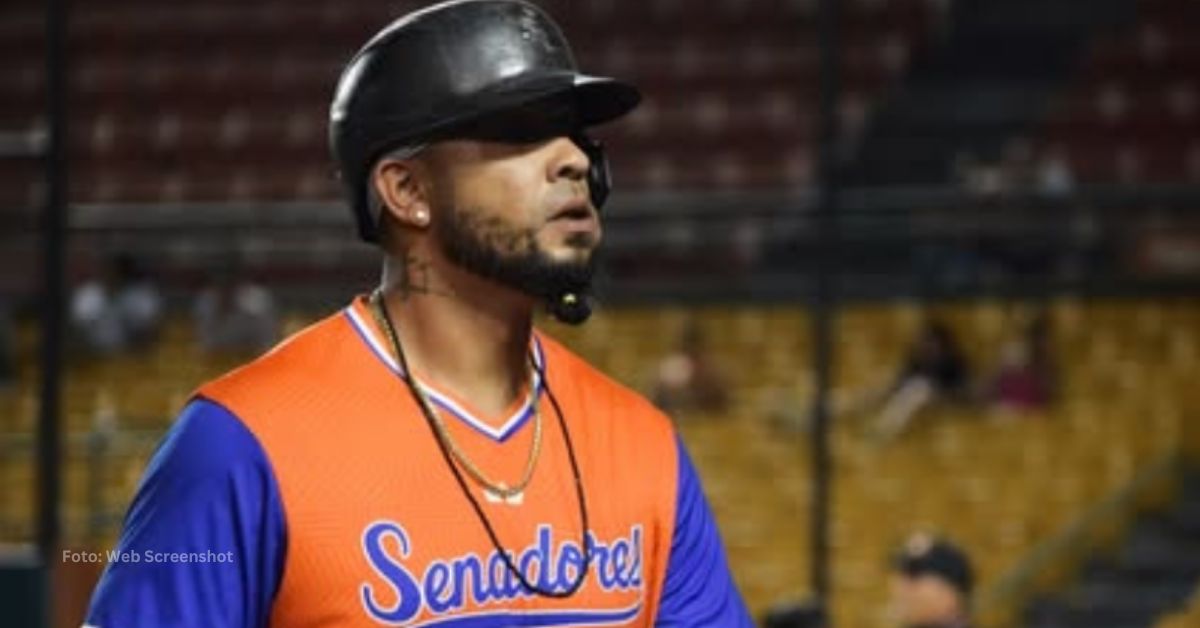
[1037,1,1200,184]
[0,0,937,201]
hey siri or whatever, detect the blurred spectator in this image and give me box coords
[70,253,163,356]
[888,534,974,628]
[955,141,1069,200]
[651,320,729,416]
[1035,146,1075,197]
[193,268,279,356]
[872,319,971,441]
[954,153,1010,198]
[987,312,1055,413]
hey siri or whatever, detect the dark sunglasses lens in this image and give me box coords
[455,99,580,143]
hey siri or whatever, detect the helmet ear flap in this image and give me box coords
[573,133,611,209]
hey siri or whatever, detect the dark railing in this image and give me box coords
[2,184,1198,308]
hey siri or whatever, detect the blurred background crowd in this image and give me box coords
[2,0,1200,626]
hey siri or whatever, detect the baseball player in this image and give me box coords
[84,1,752,626]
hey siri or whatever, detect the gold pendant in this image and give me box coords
[484,483,524,506]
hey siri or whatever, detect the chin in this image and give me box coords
[542,242,597,264]
[544,246,594,266]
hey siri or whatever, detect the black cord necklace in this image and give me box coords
[371,293,592,598]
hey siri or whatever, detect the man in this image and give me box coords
[70,253,163,356]
[887,534,974,628]
[192,260,279,356]
[84,1,752,626]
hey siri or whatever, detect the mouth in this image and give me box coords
[546,199,600,248]
[550,199,595,223]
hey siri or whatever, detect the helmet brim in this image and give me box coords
[568,74,643,126]
[445,71,641,134]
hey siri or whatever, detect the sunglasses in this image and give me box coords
[443,96,583,144]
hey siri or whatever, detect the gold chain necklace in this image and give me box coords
[369,291,542,500]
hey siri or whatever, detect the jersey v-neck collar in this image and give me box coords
[342,297,546,443]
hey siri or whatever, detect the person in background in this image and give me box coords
[70,253,163,356]
[952,151,1006,198]
[872,319,971,441]
[193,265,280,356]
[987,312,1055,414]
[1035,145,1075,197]
[888,533,974,628]
[651,319,730,416]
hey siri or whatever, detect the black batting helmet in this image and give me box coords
[329,0,642,242]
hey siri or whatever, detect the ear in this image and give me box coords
[372,157,431,229]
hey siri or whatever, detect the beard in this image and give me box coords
[436,204,598,321]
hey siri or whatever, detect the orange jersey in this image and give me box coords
[85,297,750,627]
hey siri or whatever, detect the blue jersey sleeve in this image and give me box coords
[656,435,753,627]
[85,399,287,628]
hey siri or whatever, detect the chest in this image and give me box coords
[261,405,669,627]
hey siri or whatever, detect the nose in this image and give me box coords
[546,136,589,184]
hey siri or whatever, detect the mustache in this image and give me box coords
[562,230,598,248]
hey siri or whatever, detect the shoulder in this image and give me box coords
[86,399,286,628]
[120,398,284,547]
[199,308,357,403]
[149,398,275,483]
